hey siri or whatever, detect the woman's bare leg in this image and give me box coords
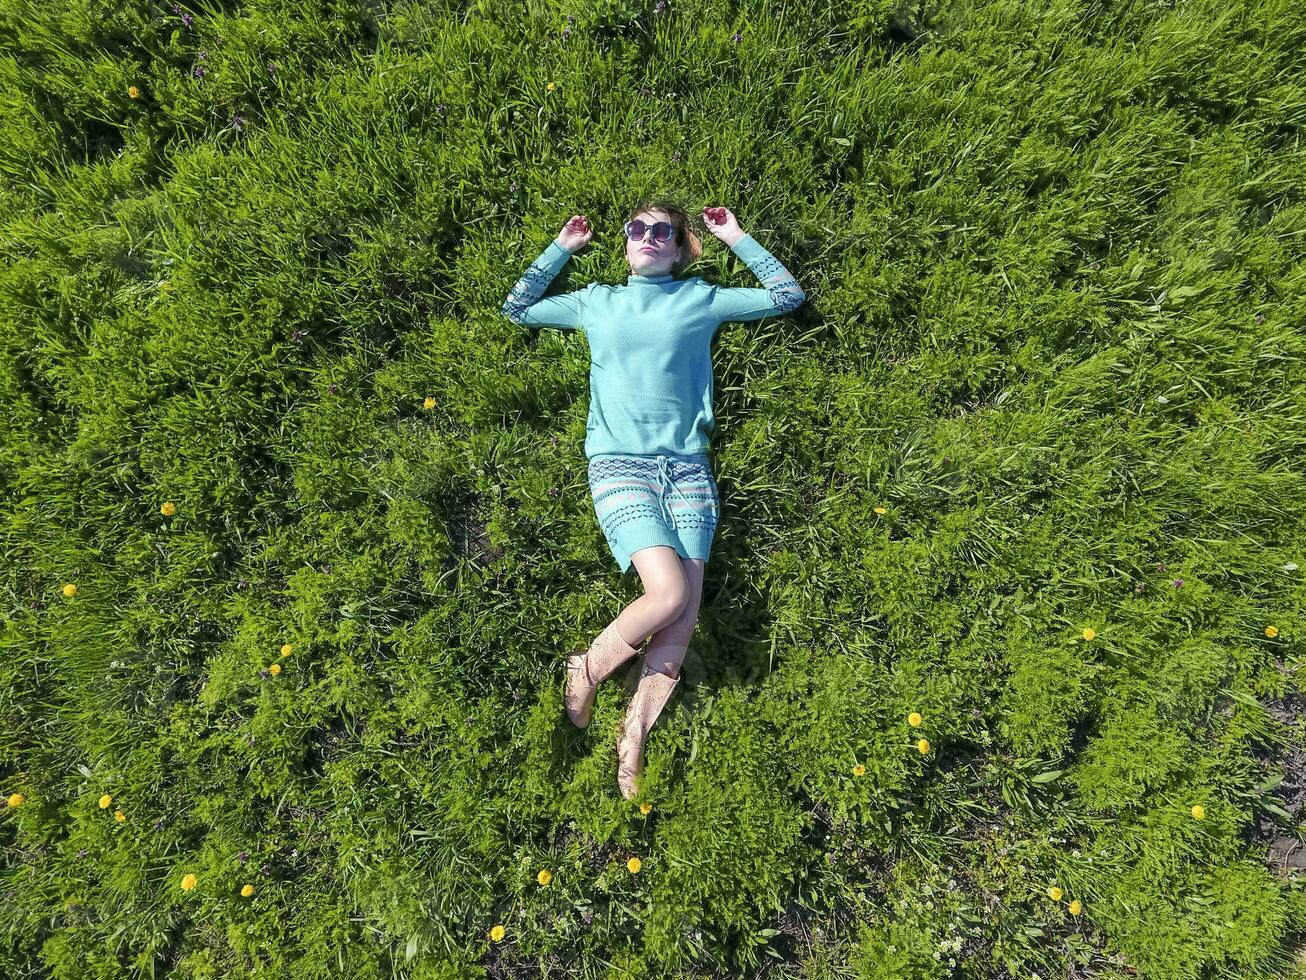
[640,558,704,679]
[611,546,691,648]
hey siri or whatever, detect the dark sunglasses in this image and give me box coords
[624,219,677,244]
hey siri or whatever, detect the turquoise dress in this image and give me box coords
[502,232,804,573]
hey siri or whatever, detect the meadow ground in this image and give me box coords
[2,0,1305,977]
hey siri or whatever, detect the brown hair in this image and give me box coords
[625,198,703,278]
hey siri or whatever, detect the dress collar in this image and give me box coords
[626,273,675,285]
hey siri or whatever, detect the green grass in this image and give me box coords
[2,0,1305,976]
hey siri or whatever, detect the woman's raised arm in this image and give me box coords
[699,207,805,323]
[501,215,594,331]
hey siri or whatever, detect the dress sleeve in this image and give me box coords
[501,239,590,331]
[702,233,806,323]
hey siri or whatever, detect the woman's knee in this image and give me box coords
[649,580,690,623]
[630,546,691,622]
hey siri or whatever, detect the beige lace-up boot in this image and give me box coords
[616,661,681,800]
[564,620,643,728]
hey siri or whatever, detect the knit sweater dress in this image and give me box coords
[501,232,805,572]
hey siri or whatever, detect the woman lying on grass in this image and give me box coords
[502,199,805,800]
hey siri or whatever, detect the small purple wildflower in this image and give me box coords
[260,863,273,877]
[172,3,182,12]
[512,689,522,702]
[197,49,207,60]
[267,61,278,75]
[672,151,681,162]
[562,27,570,38]
[291,329,304,342]
[465,715,475,726]
[231,113,245,130]
[548,434,559,446]
[509,180,518,192]
[238,577,250,590]
[259,668,270,678]
[1173,577,1184,588]
[237,850,249,864]
[732,30,742,42]
[193,65,205,78]
[436,102,447,114]
[1134,581,1146,593]
[548,486,559,498]
[182,12,193,28]
[654,1,667,13]
[1254,313,1264,324]
[327,383,337,395]
[567,14,575,21]
[77,848,89,858]
[1155,561,1166,572]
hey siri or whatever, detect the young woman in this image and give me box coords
[501,200,805,799]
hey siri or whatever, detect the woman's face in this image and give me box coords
[626,210,682,277]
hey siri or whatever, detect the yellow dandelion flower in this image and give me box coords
[852,763,866,777]
[640,802,652,814]
[907,711,922,727]
[63,583,78,597]
[873,506,887,515]
[423,396,436,410]
[1190,804,1205,820]
[1081,627,1096,641]
[280,643,293,657]
[546,82,557,92]
[627,856,642,874]
[241,883,255,897]
[7,793,24,807]
[1048,886,1062,901]
[537,868,552,886]
[1068,899,1082,915]
[99,794,112,809]
[114,810,126,822]
[489,923,506,942]
[1264,625,1278,638]
[160,501,176,516]
[128,85,140,99]
[268,662,282,676]
[917,738,930,754]
[180,873,198,891]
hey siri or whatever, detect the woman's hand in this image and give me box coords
[555,214,593,253]
[702,206,745,247]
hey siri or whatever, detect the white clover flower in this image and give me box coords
[1284,562,1298,571]
[1155,395,1168,404]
